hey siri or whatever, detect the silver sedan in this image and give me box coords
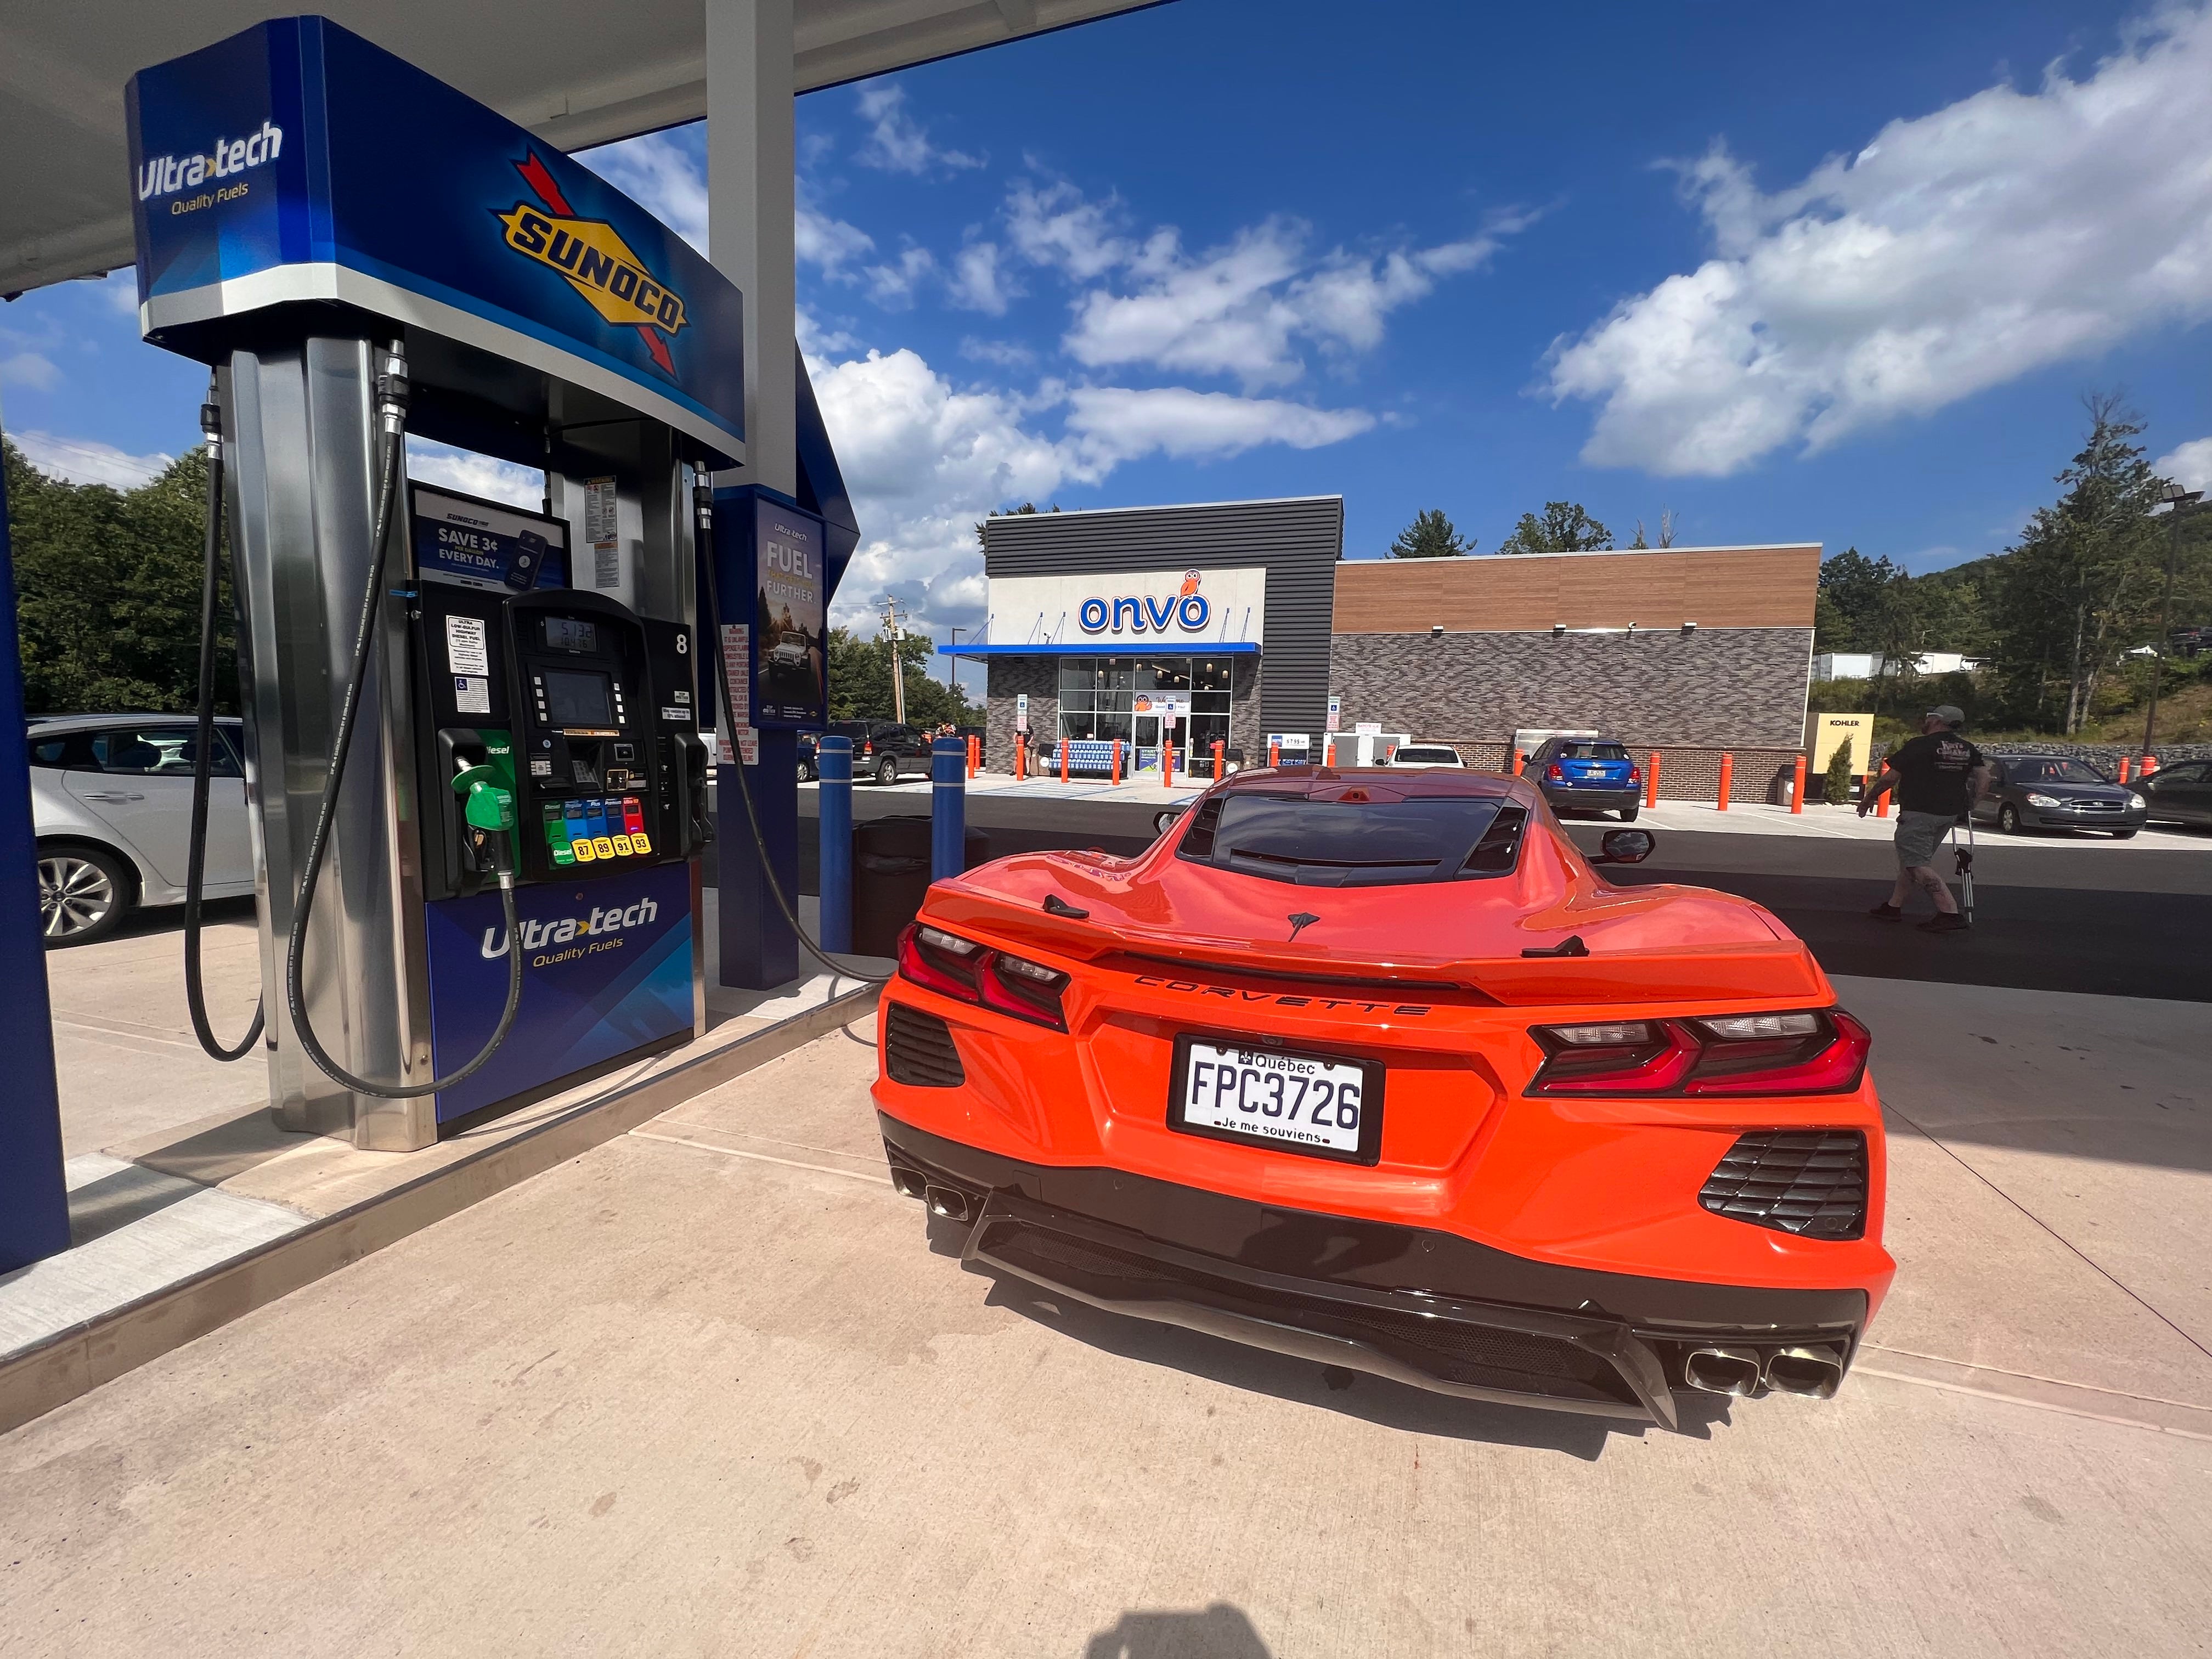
[28,714,255,945]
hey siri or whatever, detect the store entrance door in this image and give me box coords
[1133,713,1161,768]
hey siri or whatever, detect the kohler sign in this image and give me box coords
[985,566,1266,648]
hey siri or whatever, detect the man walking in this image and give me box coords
[1858,704,1991,934]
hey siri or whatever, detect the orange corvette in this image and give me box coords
[871,768,1892,1429]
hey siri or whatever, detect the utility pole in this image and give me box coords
[879,596,907,726]
[2144,484,2203,754]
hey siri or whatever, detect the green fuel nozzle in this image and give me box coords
[452,764,517,878]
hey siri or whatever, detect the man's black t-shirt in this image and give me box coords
[1887,730,1986,816]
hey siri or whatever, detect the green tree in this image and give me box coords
[1814,548,1900,652]
[1989,396,2169,732]
[4,437,235,714]
[973,501,1058,545]
[1387,508,1471,558]
[826,625,981,728]
[1498,501,1612,555]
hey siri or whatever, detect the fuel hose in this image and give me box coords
[182,373,265,1061]
[283,340,524,1099]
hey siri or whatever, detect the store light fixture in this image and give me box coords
[1682,620,1697,634]
[1430,624,1443,638]
[1553,623,1565,637]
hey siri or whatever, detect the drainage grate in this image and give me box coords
[885,1002,964,1088]
[1699,1130,1867,1240]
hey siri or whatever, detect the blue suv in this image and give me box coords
[1527,736,1641,821]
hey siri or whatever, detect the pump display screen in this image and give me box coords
[542,668,616,729]
[543,617,597,653]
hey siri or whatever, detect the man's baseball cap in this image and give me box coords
[1926,704,1966,727]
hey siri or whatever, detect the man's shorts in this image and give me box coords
[1894,809,1956,870]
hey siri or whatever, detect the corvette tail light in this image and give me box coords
[896,924,1069,1030]
[1528,1009,1869,1097]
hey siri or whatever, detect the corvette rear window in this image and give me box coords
[1178,794,1526,887]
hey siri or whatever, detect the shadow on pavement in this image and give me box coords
[1083,1604,1272,1659]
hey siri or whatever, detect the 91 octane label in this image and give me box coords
[1178,1041,1365,1154]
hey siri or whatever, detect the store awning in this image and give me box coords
[938,641,1260,657]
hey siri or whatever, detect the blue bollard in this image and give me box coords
[931,737,967,883]
[817,736,853,953]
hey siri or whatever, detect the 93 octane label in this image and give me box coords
[1179,1040,1365,1154]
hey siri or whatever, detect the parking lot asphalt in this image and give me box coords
[5,985,2207,1659]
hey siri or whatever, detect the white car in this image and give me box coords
[1384,741,1468,769]
[29,714,255,946]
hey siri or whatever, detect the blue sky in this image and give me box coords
[6,0,2211,645]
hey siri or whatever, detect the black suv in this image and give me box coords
[827,720,931,785]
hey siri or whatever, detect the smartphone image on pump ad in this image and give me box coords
[411,483,569,594]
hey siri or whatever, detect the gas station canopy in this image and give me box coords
[0,0,1159,294]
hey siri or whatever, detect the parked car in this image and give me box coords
[1385,741,1467,769]
[1526,736,1641,821]
[2132,759,2212,828]
[797,732,817,782]
[1972,753,2146,838]
[28,713,254,945]
[827,720,931,785]
[877,768,1891,1424]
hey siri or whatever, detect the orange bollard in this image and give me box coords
[1645,751,1661,809]
[1790,754,1807,814]
[1511,749,1525,777]
[1111,739,1122,785]
[1269,739,1280,768]
[1876,777,1890,817]
[967,734,979,778]
[1717,752,1734,811]
[2142,753,2160,777]
[2118,755,2131,784]
[1060,740,1070,784]
[1015,734,1025,781]
[1164,735,1175,787]
[1212,740,1224,781]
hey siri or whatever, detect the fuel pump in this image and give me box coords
[128,17,750,1147]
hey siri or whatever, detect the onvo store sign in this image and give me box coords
[986,567,1267,648]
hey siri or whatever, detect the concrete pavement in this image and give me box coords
[4,978,2208,1656]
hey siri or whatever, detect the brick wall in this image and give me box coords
[985,658,1055,771]
[1330,627,1813,748]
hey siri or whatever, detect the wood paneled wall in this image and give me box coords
[1331,545,1819,633]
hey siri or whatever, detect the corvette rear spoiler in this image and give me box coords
[922,888,1829,1008]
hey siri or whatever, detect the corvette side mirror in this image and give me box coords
[1154,808,1187,836]
[1592,828,1656,865]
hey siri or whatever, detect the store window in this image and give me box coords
[1056,656,1234,758]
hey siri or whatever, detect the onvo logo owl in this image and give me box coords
[481,895,659,959]
[138,121,284,199]
[1079,569,1209,635]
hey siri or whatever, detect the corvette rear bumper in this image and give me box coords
[881,1114,1866,1429]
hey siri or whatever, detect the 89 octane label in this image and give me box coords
[1178,1040,1365,1154]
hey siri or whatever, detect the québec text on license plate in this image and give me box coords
[1179,1041,1365,1154]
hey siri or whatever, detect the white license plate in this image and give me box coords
[1172,1039,1375,1160]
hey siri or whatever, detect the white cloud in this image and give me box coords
[1549,5,2212,476]
[796,188,875,279]
[1,352,60,392]
[961,336,1036,368]
[577,132,708,252]
[865,246,938,307]
[1011,182,1514,389]
[405,438,544,510]
[854,84,984,175]
[1064,387,1374,467]
[100,269,139,315]
[947,241,1019,315]
[9,430,173,488]
[2155,436,2212,492]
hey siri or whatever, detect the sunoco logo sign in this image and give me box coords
[498,153,687,375]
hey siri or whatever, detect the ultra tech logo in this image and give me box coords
[481,891,662,964]
[498,153,688,375]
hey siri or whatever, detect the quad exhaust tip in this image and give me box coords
[924,1184,974,1223]
[1683,1346,1764,1397]
[1764,1345,1845,1400]
[889,1165,929,1201]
